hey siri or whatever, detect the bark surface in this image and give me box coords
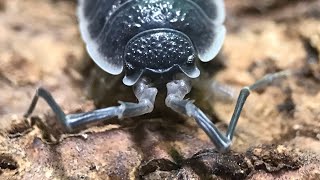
[0,0,319,179]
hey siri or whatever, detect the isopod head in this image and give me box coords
[123,29,200,86]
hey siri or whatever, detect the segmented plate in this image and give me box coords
[78,0,225,75]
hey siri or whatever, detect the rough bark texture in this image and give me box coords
[0,0,320,179]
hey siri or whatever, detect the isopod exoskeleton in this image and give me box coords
[25,0,289,152]
[78,0,226,85]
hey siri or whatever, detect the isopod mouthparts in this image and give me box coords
[123,28,199,86]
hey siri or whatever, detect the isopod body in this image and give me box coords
[78,0,226,85]
[27,0,280,152]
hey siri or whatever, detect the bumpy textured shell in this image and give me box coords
[78,0,225,75]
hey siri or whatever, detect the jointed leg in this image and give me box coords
[226,70,291,140]
[24,79,157,131]
[165,71,290,152]
[194,79,236,102]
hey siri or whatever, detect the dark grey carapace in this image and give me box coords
[25,0,287,152]
[78,0,226,85]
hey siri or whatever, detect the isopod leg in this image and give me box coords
[24,87,70,128]
[165,71,290,152]
[165,79,232,151]
[24,79,157,131]
[194,79,236,101]
[226,70,291,140]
